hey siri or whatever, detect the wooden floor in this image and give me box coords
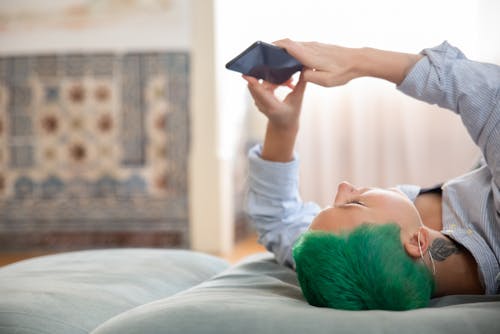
[0,234,266,268]
[219,234,266,264]
[0,251,54,267]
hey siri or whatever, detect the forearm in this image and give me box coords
[246,145,320,268]
[354,47,423,85]
[261,122,298,162]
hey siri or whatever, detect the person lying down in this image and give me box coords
[244,39,500,310]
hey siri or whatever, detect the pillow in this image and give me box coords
[92,253,500,334]
[0,248,229,334]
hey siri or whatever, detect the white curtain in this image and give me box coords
[295,81,481,207]
[219,0,500,207]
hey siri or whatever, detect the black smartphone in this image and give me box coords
[225,41,303,84]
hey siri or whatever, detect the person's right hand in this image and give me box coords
[243,73,307,162]
[243,73,307,132]
[274,39,360,87]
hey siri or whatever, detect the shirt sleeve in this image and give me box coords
[397,41,500,212]
[245,144,321,268]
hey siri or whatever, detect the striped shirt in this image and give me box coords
[246,42,500,294]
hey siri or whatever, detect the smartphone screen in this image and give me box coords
[226,41,303,84]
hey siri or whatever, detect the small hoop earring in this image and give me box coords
[418,229,436,276]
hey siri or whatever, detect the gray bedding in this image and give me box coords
[0,249,229,334]
[93,253,500,334]
[1,249,498,334]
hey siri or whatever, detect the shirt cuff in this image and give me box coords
[248,144,301,200]
[397,53,432,97]
[397,41,465,106]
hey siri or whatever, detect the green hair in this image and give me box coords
[292,223,435,311]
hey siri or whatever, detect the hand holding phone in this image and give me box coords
[225,41,303,84]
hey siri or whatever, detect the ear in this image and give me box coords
[404,226,430,260]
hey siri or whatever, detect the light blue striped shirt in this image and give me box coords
[246,42,500,295]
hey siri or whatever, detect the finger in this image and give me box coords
[286,72,307,105]
[282,77,296,89]
[273,39,316,68]
[242,75,259,85]
[246,80,282,113]
[244,75,280,93]
[262,80,279,91]
[296,71,307,92]
[244,75,284,111]
[273,38,298,50]
[247,85,265,111]
[272,38,289,47]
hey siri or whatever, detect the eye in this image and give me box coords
[347,200,365,206]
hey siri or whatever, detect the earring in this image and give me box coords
[418,229,436,276]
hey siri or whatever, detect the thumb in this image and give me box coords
[302,68,335,87]
[285,72,307,106]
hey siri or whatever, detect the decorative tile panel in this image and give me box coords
[0,52,190,250]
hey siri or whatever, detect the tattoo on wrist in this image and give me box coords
[429,238,461,261]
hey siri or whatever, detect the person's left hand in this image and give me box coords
[243,73,307,132]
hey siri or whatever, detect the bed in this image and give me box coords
[0,249,498,334]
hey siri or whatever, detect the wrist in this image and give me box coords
[267,121,299,136]
[261,122,298,162]
[347,47,367,80]
[355,47,384,79]
[355,47,422,85]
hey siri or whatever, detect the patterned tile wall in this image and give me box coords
[0,52,190,250]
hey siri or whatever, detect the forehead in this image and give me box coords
[309,190,415,234]
[309,206,368,234]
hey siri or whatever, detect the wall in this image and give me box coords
[0,0,190,53]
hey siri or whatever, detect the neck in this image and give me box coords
[425,232,484,296]
[415,193,483,296]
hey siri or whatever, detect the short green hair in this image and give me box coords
[292,223,434,310]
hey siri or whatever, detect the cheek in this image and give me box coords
[373,197,420,227]
[309,211,330,231]
[309,209,341,232]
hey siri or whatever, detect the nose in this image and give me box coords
[337,181,356,194]
[333,181,358,206]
